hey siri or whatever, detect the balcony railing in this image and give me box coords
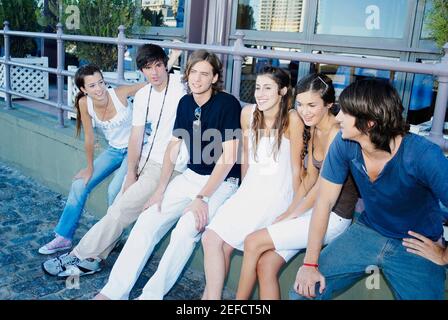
[1,22,447,150]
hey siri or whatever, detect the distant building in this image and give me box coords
[258,0,304,32]
[134,0,442,124]
[141,0,172,17]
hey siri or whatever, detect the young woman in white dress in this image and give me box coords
[201,66,304,300]
[235,73,358,300]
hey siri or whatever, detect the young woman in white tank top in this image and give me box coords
[38,64,146,255]
[201,66,304,300]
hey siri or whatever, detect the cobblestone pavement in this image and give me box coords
[0,161,234,300]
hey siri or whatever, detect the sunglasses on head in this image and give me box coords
[316,75,329,90]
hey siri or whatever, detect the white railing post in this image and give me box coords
[428,43,448,150]
[3,21,11,110]
[231,31,245,101]
[56,23,65,128]
[117,25,126,82]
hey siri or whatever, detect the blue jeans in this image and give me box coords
[54,146,128,240]
[290,219,446,300]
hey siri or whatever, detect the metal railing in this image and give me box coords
[1,22,447,150]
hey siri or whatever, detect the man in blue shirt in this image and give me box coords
[292,79,448,300]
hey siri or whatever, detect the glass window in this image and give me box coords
[239,45,301,103]
[125,43,182,73]
[420,0,433,39]
[407,59,438,125]
[236,0,307,32]
[309,52,401,98]
[141,0,184,28]
[315,0,409,38]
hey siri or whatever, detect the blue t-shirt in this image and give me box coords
[321,131,448,241]
[173,91,241,179]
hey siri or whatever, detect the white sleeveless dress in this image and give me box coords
[207,105,294,251]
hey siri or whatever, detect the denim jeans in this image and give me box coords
[290,219,446,300]
[54,146,128,240]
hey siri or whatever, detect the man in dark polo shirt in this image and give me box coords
[97,49,242,300]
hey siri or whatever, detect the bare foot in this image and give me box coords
[92,293,110,300]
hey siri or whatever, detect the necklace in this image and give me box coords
[137,74,170,177]
[99,92,110,122]
[93,91,110,122]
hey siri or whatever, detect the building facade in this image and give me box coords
[133,0,444,124]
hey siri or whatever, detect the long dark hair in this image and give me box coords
[73,64,103,137]
[295,73,335,160]
[252,66,292,161]
[339,79,409,153]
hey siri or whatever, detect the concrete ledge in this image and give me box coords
[1,103,446,300]
[0,104,112,216]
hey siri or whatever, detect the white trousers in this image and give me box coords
[267,209,352,262]
[100,169,238,300]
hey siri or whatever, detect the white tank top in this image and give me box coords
[246,104,293,194]
[86,88,132,149]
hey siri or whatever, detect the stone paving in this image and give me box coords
[0,161,234,300]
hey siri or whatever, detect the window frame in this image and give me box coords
[229,0,437,52]
[311,0,418,46]
[131,0,189,40]
[230,0,312,42]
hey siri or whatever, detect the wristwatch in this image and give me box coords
[196,194,210,204]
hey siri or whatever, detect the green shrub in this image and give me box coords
[426,0,448,48]
[38,0,150,71]
[0,0,40,57]
[64,0,140,71]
